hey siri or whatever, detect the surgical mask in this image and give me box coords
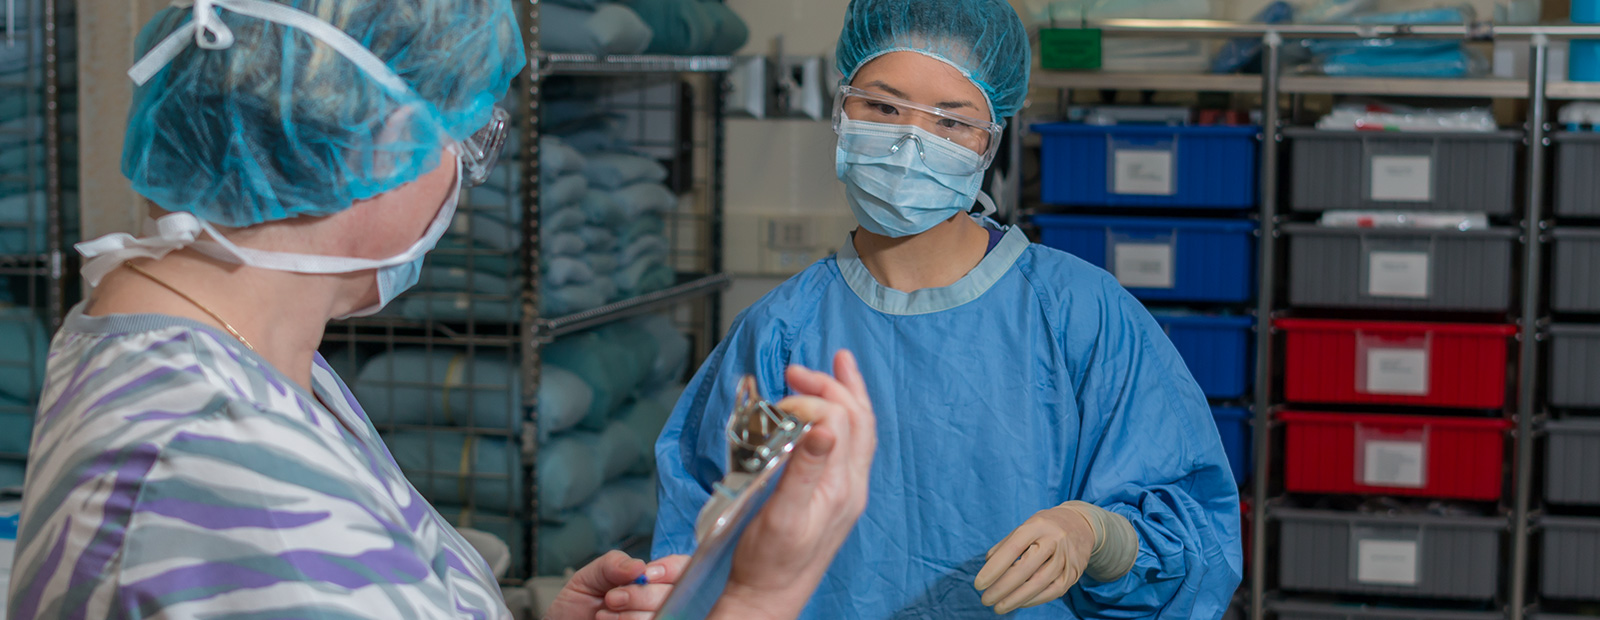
[835,118,993,238]
[77,0,493,318]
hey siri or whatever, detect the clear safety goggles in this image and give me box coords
[458,106,510,187]
[831,84,1002,176]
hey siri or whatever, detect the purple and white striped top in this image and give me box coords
[6,305,509,619]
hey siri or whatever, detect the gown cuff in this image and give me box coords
[1064,500,1139,582]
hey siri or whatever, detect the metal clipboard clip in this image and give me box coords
[653,375,811,620]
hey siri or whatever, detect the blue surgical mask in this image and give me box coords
[340,160,462,318]
[835,120,986,238]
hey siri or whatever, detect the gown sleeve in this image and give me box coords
[649,311,793,559]
[1062,282,1244,619]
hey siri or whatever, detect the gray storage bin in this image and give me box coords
[1276,508,1504,600]
[1550,228,1600,314]
[1546,418,1600,505]
[1284,224,1518,312]
[1287,128,1519,214]
[1549,324,1600,409]
[1555,132,1600,218]
[1270,600,1503,620]
[1539,516,1600,600]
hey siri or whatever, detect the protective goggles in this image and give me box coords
[458,106,510,187]
[831,85,1002,176]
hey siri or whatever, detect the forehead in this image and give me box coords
[849,51,992,121]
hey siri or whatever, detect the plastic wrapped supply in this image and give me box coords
[1210,1,1293,74]
[1317,211,1490,231]
[1297,6,1486,79]
[1314,102,1498,133]
[1559,101,1600,130]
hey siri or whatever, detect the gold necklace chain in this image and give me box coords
[124,263,257,352]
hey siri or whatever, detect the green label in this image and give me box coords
[1039,28,1102,71]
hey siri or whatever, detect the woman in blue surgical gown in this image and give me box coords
[651,0,1243,617]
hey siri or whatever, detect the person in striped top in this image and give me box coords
[6,0,879,618]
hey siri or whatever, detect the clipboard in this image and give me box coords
[653,375,811,620]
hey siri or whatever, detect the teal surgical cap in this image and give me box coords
[835,0,1031,122]
[122,0,525,228]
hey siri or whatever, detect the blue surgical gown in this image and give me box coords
[652,224,1243,619]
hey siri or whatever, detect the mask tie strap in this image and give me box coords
[972,191,998,219]
[76,213,205,286]
[129,0,409,100]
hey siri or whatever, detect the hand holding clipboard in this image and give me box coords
[653,351,877,620]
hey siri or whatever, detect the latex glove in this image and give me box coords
[974,504,1097,615]
[543,551,688,620]
[709,351,878,620]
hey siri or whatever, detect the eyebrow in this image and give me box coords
[865,80,976,111]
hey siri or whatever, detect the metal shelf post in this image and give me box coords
[1509,34,1551,620]
[1248,31,1282,620]
[43,0,62,328]
[517,0,543,581]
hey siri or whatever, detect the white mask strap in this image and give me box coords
[129,0,410,101]
[76,214,205,286]
[972,191,997,219]
[77,159,462,283]
[185,159,463,273]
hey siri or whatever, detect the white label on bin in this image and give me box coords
[1370,155,1433,202]
[1356,539,1420,586]
[1363,439,1426,488]
[1113,149,1175,196]
[1112,242,1175,289]
[1367,250,1431,299]
[1365,347,1430,396]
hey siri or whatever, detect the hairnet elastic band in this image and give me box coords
[845,48,1000,123]
[128,0,411,102]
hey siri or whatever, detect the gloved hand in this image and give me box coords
[973,504,1096,615]
[974,501,1139,615]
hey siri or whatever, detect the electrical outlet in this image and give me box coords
[767,217,810,250]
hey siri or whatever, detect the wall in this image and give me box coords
[719,0,856,334]
[77,0,165,242]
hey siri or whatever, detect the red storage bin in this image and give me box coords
[1280,411,1511,500]
[1276,318,1516,409]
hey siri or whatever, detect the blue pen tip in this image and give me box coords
[635,574,649,585]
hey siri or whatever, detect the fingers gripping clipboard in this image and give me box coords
[653,375,811,620]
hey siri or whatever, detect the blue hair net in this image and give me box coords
[835,0,1031,121]
[122,0,525,228]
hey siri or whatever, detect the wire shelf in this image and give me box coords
[536,271,730,341]
[0,253,50,276]
[1029,71,1593,100]
[540,53,734,75]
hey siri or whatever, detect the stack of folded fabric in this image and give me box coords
[398,132,603,323]
[392,83,687,326]
[363,314,690,574]
[0,2,81,256]
[540,0,748,56]
[581,152,677,301]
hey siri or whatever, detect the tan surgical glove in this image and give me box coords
[973,501,1138,615]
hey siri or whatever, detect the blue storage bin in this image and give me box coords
[1211,406,1252,483]
[1033,123,1259,208]
[1580,0,1600,23]
[1033,215,1257,303]
[1151,312,1254,399]
[1573,40,1600,82]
